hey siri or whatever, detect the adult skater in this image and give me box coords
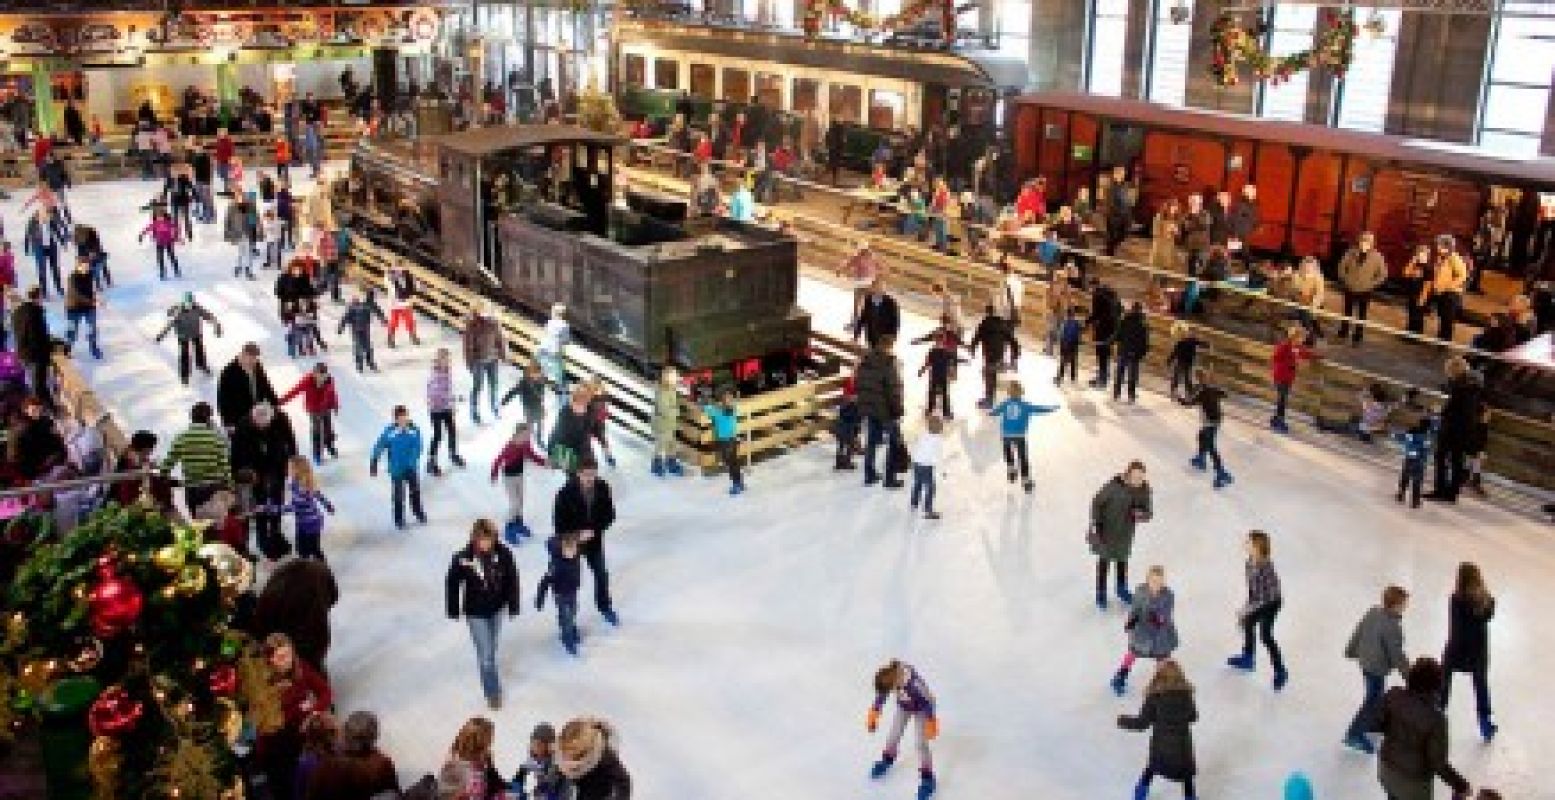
[463,303,506,424]
[217,343,279,431]
[224,193,257,279]
[867,659,938,800]
[369,405,427,529]
[538,303,570,402]
[649,366,683,476]
[22,207,65,298]
[549,385,598,473]
[853,278,901,349]
[1116,659,1197,800]
[1086,281,1121,388]
[426,348,466,476]
[1226,530,1287,690]
[855,334,906,489]
[73,222,109,290]
[553,456,619,626]
[1343,585,1411,754]
[161,401,233,514]
[557,717,632,800]
[1182,368,1233,488]
[445,518,521,710]
[1112,301,1149,403]
[1424,356,1483,504]
[1089,461,1153,610]
[1111,565,1178,696]
[337,291,387,372]
[10,287,52,408]
[968,303,1016,410]
[1441,562,1497,742]
[155,292,223,385]
[1372,658,1473,800]
[385,265,421,347]
[62,258,102,360]
[231,402,299,560]
[989,380,1058,493]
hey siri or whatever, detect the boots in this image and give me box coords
[1214,470,1235,489]
[666,457,685,476]
[1189,454,1206,471]
[1467,473,1487,497]
[1273,664,1289,691]
[917,771,936,800]
[1095,590,1108,610]
[1116,582,1134,606]
[1133,775,1150,800]
[450,454,466,469]
[834,453,856,471]
[1226,653,1255,671]
[869,755,895,779]
[427,460,442,477]
[1110,667,1129,696]
[503,519,523,545]
[1479,715,1498,742]
[651,456,664,476]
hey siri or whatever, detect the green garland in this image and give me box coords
[1210,8,1358,88]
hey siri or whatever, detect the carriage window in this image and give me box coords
[722,68,750,102]
[755,72,783,110]
[792,78,819,113]
[690,64,716,100]
[623,54,646,87]
[868,90,904,131]
[655,58,679,91]
[829,84,862,125]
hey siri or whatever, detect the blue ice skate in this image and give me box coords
[502,519,524,545]
[1189,454,1206,471]
[665,457,686,476]
[1214,471,1235,489]
[869,755,894,779]
[1225,653,1255,671]
[917,771,936,800]
[651,456,665,477]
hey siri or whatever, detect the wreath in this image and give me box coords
[802,0,952,42]
[1210,8,1357,88]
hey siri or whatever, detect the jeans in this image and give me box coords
[1441,668,1492,720]
[465,614,503,701]
[581,537,614,613]
[1399,458,1425,504]
[88,252,111,290]
[470,360,499,417]
[1240,600,1284,671]
[555,593,579,644]
[1195,424,1224,474]
[1002,437,1030,480]
[265,241,282,270]
[864,416,903,483]
[155,243,180,278]
[1272,382,1293,423]
[33,246,61,295]
[350,331,377,371]
[174,336,209,383]
[234,243,255,279]
[390,471,425,526]
[1345,670,1386,741]
[1338,291,1371,343]
[910,464,936,512]
[308,412,336,461]
[1436,291,1462,342]
[429,410,459,462]
[66,308,100,357]
[1112,353,1142,400]
[196,182,215,221]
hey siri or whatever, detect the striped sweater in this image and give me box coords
[161,423,232,488]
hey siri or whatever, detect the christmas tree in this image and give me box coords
[1,503,277,799]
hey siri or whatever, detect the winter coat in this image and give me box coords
[1345,605,1409,678]
[991,398,1058,437]
[1338,247,1388,294]
[337,296,387,340]
[651,383,679,445]
[1441,594,1494,674]
[445,542,521,618]
[463,314,506,367]
[968,315,1014,366]
[216,360,279,428]
[539,535,584,600]
[280,374,340,415]
[229,414,299,481]
[427,365,455,413]
[142,217,179,247]
[1179,209,1211,251]
[10,416,66,480]
[854,349,904,422]
[1227,198,1259,242]
[10,300,49,362]
[1436,373,1484,447]
[1126,587,1178,658]
[63,271,97,313]
[1270,340,1315,386]
[275,479,334,535]
[557,720,632,800]
[550,405,597,464]
[1087,287,1121,342]
[38,158,70,192]
[854,294,901,344]
[303,750,400,800]
[491,439,546,480]
[554,476,616,539]
[1114,308,1150,357]
[254,557,338,673]
[223,203,249,244]
[369,423,423,477]
[159,302,220,341]
[275,272,317,307]
[1372,688,1470,800]
[1118,689,1197,781]
[1089,475,1152,561]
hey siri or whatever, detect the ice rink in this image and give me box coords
[20,176,1553,799]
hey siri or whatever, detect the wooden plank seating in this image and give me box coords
[343,236,859,473]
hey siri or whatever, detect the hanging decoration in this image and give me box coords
[802,0,953,43]
[1209,8,1358,88]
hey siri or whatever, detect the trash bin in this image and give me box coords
[38,676,101,800]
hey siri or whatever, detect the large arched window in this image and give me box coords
[1256,4,1316,122]
[1478,4,1555,157]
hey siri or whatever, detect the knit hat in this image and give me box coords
[531,723,556,744]
[1283,772,1314,800]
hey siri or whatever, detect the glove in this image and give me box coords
[866,708,880,733]
[924,717,940,740]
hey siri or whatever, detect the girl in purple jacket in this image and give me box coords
[868,659,939,799]
[274,456,335,560]
[139,209,181,279]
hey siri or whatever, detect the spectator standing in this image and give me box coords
[1112,301,1150,403]
[1086,281,1121,389]
[1336,232,1388,345]
[303,711,400,800]
[558,717,632,800]
[1179,194,1211,278]
[1104,165,1134,257]
[1424,356,1483,503]
[855,334,906,489]
[1431,235,1469,342]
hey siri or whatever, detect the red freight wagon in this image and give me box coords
[1011,91,1555,275]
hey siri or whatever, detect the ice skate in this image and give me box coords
[1116,583,1134,605]
[1110,668,1129,695]
[1273,665,1288,691]
[1479,715,1498,742]
[651,456,665,477]
[1213,471,1234,489]
[916,771,936,800]
[1022,479,1034,494]
[601,609,620,627]
[1095,590,1108,610]
[427,460,442,477]
[503,519,523,545]
[666,457,685,476]
[1225,653,1254,671]
[1189,454,1206,471]
[869,755,894,779]
[1343,734,1375,754]
[450,454,466,468]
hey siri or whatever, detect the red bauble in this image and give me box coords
[208,664,238,697]
[87,686,144,738]
[87,561,144,639]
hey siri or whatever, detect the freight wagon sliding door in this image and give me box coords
[1139,130,1225,220]
[1289,151,1343,259]
[1365,170,1486,271]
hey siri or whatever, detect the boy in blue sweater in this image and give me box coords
[1054,307,1083,387]
[703,389,743,495]
[990,380,1059,493]
[369,405,427,528]
[1395,417,1434,508]
[536,531,583,655]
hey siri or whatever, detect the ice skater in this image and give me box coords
[426,348,466,476]
[1394,417,1432,508]
[989,380,1058,493]
[1182,368,1232,488]
[271,455,335,560]
[538,303,570,401]
[1343,585,1411,754]
[444,518,521,710]
[536,530,583,655]
[649,366,684,476]
[1226,530,1288,690]
[867,659,939,800]
[1054,306,1082,387]
[337,291,387,372]
[369,405,427,529]
[278,362,340,464]
[1116,659,1198,800]
[703,388,743,495]
[1269,324,1319,433]
[1441,562,1498,742]
[463,303,506,424]
[1164,321,1203,402]
[909,414,944,519]
[155,292,223,385]
[912,314,963,419]
[552,457,619,626]
[1111,565,1178,695]
[385,265,421,347]
[1090,461,1153,610]
[490,421,548,544]
[501,360,552,449]
[584,376,617,468]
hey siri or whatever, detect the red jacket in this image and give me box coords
[1270,340,1316,385]
[31,137,51,168]
[280,374,340,415]
[214,135,235,165]
[490,439,547,481]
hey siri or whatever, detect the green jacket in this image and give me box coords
[161,423,233,488]
[1090,475,1152,561]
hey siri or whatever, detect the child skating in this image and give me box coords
[584,375,616,468]
[1054,307,1082,387]
[867,659,939,799]
[912,315,963,420]
[491,422,548,544]
[1227,530,1288,690]
[1117,659,1198,800]
[273,456,335,560]
[1395,417,1433,508]
[427,348,466,476]
[1111,565,1179,695]
[703,388,743,495]
[989,380,1058,493]
[1181,368,1232,488]
[650,366,684,476]
[536,530,583,655]
[369,405,427,529]
[500,360,551,448]
[278,361,340,464]
[910,414,945,520]
[337,291,387,372]
[510,722,565,800]
[833,377,862,471]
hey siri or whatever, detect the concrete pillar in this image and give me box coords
[1121,0,1152,100]
[1029,0,1087,91]
[1385,12,1491,144]
[31,62,55,136]
[1184,0,1255,113]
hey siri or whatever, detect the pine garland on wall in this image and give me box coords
[1210,7,1358,88]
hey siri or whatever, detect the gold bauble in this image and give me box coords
[152,545,186,574]
[88,735,122,800]
[16,660,53,695]
[175,565,208,596]
[196,543,254,595]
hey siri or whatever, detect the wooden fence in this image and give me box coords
[343,236,859,472]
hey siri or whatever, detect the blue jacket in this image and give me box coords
[703,403,739,441]
[1059,318,1083,347]
[1038,238,1062,266]
[537,535,583,604]
[991,398,1059,437]
[1396,428,1432,463]
[370,423,424,476]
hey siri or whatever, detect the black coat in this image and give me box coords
[854,349,904,422]
[229,413,299,481]
[968,315,1014,366]
[550,405,598,464]
[1115,309,1150,357]
[217,360,279,429]
[1441,594,1494,673]
[1117,689,1197,781]
[445,543,521,619]
[254,558,338,672]
[275,272,318,307]
[854,294,901,346]
[1436,373,1483,446]
[554,477,617,539]
[191,150,213,184]
[9,415,65,480]
[1373,687,1469,796]
[571,747,632,800]
[10,301,50,362]
[1087,288,1121,342]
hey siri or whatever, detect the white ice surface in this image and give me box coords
[14,176,1554,800]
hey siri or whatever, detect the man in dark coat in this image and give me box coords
[968,306,1015,410]
[1112,301,1150,403]
[230,402,298,559]
[553,458,619,626]
[1087,281,1121,389]
[255,557,339,674]
[1104,165,1135,257]
[10,287,53,409]
[854,334,905,488]
[1227,184,1260,247]
[217,342,279,430]
[62,100,86,146]
[1425,357,1483,503]
[825,120,845,186]
[674,90,695,125]
[8,395,65,481]
[852,279,901,348]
